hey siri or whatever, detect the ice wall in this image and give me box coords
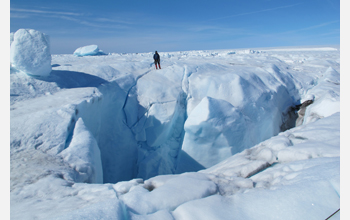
[73,82,139,183]
[177,63,298,169]
[60,118,103,183]
[115,60,299,178]
[181,96,250,168]
[121,65,188,180]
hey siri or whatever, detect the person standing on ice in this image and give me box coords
[153,51,161,69]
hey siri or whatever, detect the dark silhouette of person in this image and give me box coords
[153,51,161,69]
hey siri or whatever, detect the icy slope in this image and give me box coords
[10,46,340,219]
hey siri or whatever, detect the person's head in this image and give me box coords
[155,51,158,54]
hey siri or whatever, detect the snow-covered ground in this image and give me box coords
[10,42,340,219]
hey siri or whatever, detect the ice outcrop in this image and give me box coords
[295,99,314,126]
[181,96,249,168]
[178,63,298,170]
[10,29,52,77]
[59,118,103,183]
[73,45,106,57]
[297,67,340,125]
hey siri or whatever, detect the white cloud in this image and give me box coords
[280,20,340,34]
[54,15,131,30]
[11,7,132,31]
[11,8,83,16]
[207,3,303,21]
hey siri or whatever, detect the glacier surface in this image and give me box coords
[10,42,340,219]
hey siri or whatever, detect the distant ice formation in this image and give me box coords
[73,45,106,57]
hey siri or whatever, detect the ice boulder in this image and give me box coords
[10,29,52,76]
[73,45,106,57]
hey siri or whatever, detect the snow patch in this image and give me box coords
[51,198,125,220]
[122,172,217,215]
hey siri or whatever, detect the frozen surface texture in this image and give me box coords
[10,46,340,219]
[10,29,52,76]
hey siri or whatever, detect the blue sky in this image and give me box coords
[10,0,340,54]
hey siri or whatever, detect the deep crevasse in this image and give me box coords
[68,66,189,183]
[68,60,301,183]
